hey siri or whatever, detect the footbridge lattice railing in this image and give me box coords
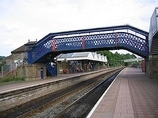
[28,25,149,64]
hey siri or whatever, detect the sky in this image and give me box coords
[0,0,157,56]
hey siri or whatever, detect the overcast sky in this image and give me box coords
[0,0,157,56]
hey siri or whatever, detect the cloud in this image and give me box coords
[0,0,157,56]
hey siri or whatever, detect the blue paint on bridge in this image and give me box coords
[28,25,149,65]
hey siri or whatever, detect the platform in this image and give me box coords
[0,73,88,94]
[87,67,158,118]
[0,68,109,94]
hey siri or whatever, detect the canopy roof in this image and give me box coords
[57,52,107,63]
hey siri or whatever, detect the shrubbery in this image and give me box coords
[0,77,25,84]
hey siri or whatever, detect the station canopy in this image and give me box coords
[56,52,107,63]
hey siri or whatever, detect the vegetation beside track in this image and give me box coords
[0,77,24,84]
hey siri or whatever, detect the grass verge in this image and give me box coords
[0,77,25,84]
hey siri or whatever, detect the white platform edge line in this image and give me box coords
[86,68,124,118]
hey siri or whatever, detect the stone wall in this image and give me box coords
[146,55,158,79]
[15,63,46,80]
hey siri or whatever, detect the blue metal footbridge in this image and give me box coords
[28,25,149,76]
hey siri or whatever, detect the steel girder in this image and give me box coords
[28,25,149,64]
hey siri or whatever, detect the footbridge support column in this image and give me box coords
[146,55,158,79]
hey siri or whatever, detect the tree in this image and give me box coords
[97,50,136,67]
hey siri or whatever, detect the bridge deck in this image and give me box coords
[87,67,158,118]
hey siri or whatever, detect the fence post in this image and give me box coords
[1,66,3,77]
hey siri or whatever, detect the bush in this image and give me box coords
[0,77,25,84]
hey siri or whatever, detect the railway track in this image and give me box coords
[55,71,120,118]
[0,68,122,118]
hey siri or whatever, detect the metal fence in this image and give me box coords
[0,61,22,78]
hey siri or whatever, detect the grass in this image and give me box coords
[0,77,25,84]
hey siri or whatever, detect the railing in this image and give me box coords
[29,32,148,64]
[28,25,149,64]
[0,61,23,78]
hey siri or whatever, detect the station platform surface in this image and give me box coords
[0,68,110,94]
[0,72,88,94]
[87,67,158,118]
